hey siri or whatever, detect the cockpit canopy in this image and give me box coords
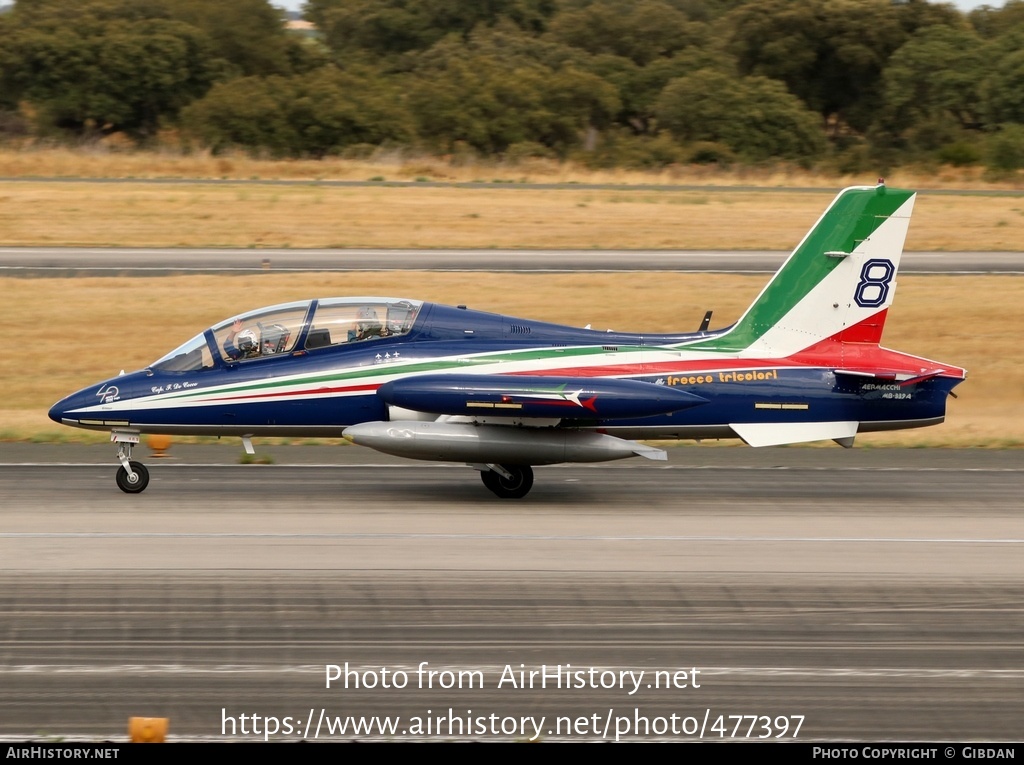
[150,298,423,372]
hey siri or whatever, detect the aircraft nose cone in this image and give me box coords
[49,386,96,426]
[48,397,70,424]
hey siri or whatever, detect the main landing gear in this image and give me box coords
[479,464,534,499]
[112,430,150,494]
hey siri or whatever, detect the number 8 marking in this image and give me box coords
[854,259,895,308]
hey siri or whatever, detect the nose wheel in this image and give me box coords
[116,461,150,493]
[480,464,534,499]
[112,430,150,493]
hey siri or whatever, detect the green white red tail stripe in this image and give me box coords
[687,185,916,356]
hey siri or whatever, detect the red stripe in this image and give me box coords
[833,308,888,344]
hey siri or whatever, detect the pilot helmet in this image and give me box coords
[236,329,258,354]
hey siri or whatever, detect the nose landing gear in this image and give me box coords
[112,430,150,494]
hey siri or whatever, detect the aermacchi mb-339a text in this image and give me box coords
[49,184,966,498]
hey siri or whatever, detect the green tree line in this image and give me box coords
[1,0,1023,172]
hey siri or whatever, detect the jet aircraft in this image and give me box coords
[49,184,966,498]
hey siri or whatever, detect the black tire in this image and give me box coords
[116,461,150,494]
[480,464,534,499]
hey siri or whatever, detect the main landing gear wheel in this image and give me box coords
[116,461,150,494]
[481,464,534,499]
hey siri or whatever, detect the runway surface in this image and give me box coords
[0,444,1021,741]
[2,246,1022,275]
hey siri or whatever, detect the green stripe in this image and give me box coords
[157,344,646,401]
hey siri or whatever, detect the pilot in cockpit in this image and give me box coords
[350,306,384,341]
[223,320,290,360]
[224,320,260,360]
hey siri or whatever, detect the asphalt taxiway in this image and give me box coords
[0,444,1020,741]
[1,246,1022,275]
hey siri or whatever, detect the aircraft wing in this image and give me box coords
[346,374,701,467]
[376,374,707,420]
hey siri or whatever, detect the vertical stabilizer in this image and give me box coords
[692,184,916,357]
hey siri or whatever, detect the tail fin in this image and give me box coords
[693,184,916,356]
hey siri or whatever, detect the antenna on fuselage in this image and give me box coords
[698,310,713,332]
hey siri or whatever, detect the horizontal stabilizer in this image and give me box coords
[730,421,858,448]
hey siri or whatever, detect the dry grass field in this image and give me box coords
[4,146,1023,188]
[1,180,1022,250]
[1,148,1020,446]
